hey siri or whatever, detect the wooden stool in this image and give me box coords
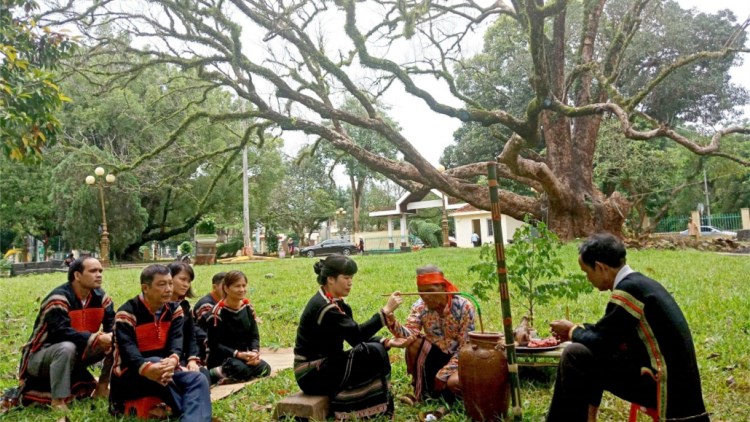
[125,396,166,419]
[273,392,330,421]
[628,403,658,422]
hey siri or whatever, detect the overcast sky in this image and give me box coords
[284,0,750,171]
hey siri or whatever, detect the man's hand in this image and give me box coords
[383,291,403,314]
[97,333,113,351]
[143,362,172,386]
[388,336,417,349]
[186,360,201,372]
[161,357,179,371]
[550,319,575,342]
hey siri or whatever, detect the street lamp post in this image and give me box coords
[86,167,116,268]
[335,208,347,239]
[437,165,451,248]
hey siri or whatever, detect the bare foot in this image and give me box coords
[92,385,110,399]
[50,399,69,412]
[148,404,169,420]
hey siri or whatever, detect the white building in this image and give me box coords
[451,204,525,247]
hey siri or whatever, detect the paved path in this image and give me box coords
[210,347,294,402]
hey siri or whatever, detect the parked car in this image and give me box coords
[679,226,737,237]
[299,239,357,258]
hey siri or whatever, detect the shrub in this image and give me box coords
[469,216,592,327]
[179,241,193,256]
[266,226,279,254]
[196,216,216,235]
[216,239,243,258]
[408,220,442,248]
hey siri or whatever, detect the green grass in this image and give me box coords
[1,247,748,421]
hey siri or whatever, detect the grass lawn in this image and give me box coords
[1,246,748,421]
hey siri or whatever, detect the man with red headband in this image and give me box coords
[386,264,475,402]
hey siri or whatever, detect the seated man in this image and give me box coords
[110,265,211,422]
[17,257,114,410]
[547,234,708,422]
[192,271,226,362]
[386,264,475,401]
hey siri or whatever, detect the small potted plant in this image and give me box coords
[195,216,218,265]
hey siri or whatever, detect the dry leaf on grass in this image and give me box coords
[252,403,273,411]
[707,353,721,360]
[276,389,290,395]
[726,375,736,388]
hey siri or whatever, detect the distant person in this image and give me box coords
[63,253,75,267]
[471,232,479,247]
[193,272,226,362]
[358,236,365,254]
[546,234,708,422]
[205,271,271,384]
[687,218,699,238]
[17,257,114,410]
[287,238,295,256]
[109,265,211,421]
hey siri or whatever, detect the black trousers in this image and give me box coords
[546,343,657,422]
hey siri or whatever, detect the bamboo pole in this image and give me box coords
[487,162,523,421]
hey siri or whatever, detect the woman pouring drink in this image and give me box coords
[293,255,404,420]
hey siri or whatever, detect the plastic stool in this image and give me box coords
[124,396,165,419]
[628,403,658,422]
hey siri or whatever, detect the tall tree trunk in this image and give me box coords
[350,175,366,238]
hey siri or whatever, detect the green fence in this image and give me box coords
[654,216,690,233]
[655,213,741,233]
[364,235,420,252]
[702,213,742,231]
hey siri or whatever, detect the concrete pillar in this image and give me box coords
[387,216,394,250]
[742,208,750,230]
[691,210,701,237]
[400,214,408,246]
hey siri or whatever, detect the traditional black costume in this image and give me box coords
[192,291,220,361]
[205,298,271,382]
[110,295,211,422]
[18,283,114,405]
[294,287,393,420]
[174,299,209,381]
[547,271,708,422]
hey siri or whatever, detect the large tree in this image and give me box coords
[313,97,401,238]
[270,156,336,245]
[53,44,280,258]
[45,0,750,239]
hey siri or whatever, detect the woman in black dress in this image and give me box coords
[167,262,210,382]
[294,255,403,420]
[205,270,271,384]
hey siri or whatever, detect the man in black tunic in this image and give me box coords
[547,234,708,422]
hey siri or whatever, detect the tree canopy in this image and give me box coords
[1,0,77,163]
[35,0,750,239]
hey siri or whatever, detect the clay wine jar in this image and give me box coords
[458,331,510,421]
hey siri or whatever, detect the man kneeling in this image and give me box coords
[17,257,114,410]
[386,265,475,401]
[110,265,211,422]
[547,234,708,422]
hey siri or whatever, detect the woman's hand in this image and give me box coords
[383,291,403,314]
[186,360,201,372]
[246,351,261,366]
